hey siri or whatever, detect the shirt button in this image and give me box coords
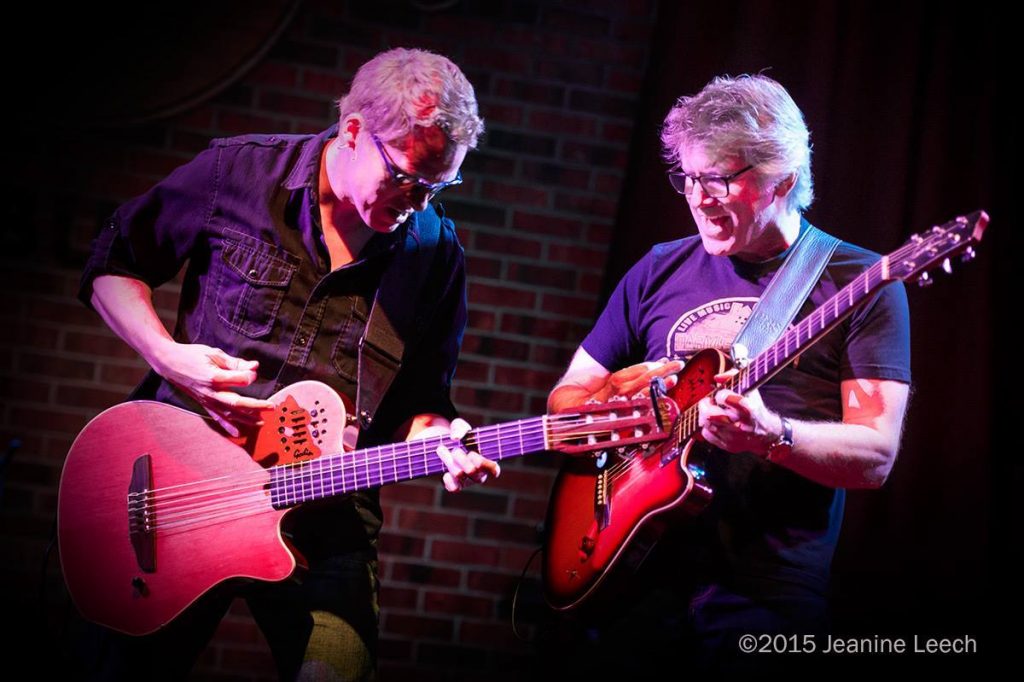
[248,268,258,278]
[296,334,308,346]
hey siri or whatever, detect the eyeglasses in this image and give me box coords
[371,134,462,197]
[668,164,754,198]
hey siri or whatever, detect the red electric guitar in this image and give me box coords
[59,383,677,635]
[543,210,989,610]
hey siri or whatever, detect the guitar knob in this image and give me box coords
[916,271,933,287]
[960,246,976,263]
[941,258,953,274]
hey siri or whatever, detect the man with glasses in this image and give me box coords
[78,47,496,680]
[548,75,910,673]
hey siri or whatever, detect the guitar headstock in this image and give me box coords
[887,210,989,286]
[547,395,678,455]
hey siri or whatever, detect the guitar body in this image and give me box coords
[58,381,348,636]
[543,349,725,610]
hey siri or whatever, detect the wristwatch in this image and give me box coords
[766,416,793,462]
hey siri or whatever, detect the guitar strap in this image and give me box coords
[731,220,841,364]
[355,204,447,431]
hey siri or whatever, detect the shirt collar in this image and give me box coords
[283,124,339,191]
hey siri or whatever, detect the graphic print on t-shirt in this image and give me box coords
[665,296,759,361]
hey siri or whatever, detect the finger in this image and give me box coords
[722,392,751,420]
[210,350,260,372]
[713,369,740,384]
[442,472,460,492]
[209,391,274,412]
[210,367,261,389]
[471,453,501,478]
[202,404,241,438]
[450,418,472,440]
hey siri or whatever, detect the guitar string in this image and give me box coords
[130,418,665,528]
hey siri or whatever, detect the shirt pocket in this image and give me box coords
[215,233,299,339]
[330,297,369,383]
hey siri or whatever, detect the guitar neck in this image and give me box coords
[268,416,549,508]
[676,254,898,442]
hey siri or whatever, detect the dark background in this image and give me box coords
[1,0,1009,677]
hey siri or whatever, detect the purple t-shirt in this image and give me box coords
[582,224,911,593]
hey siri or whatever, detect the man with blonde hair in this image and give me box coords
[78,47,496,680]
[549,74,910,672]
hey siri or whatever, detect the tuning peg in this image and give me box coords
[917,271,933,287]
[942,258,953,274]
[961,246,976,263]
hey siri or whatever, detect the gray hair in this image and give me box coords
[661,74,813,212]
[337,48,484,148]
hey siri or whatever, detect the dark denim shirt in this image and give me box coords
[80,125,467,553]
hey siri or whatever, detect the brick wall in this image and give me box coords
[1,1,658,678]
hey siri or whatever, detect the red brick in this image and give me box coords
[479,101,525,127]
[529,395,550,415]
[9,407,90,435]
[431,540,501,566]
[216,111,290,135]
[253,61,299,89]
[453,387,523,413]
[258,92,332,120]
[8,324,60,349]
[99,363,149,387]
[493,79,565,107]
[530,343,576,368]
[499,314,583,342]
[465,254,502,279]
[562,141,629,168]
[547,243,608,270]
[461,334,530,361]
[555,192,618,219]
[467,570,519,594]
[541,293,598,319]
[464,47,533,74]
[487,468,555,497]
[302,71,349,99]
[396,509,469,536]
[379,533,426,558]
[574,39,647,70]
[380,586,418,609]
[601,121,634,145]
[455,360,490,383]
[511,211,587,240]
[482,180,550,209]
[385,614,453,641]
[587,223,614,245]
[474,232,542,259]
[379,638,414,662]
[0,377,50,403]
[506,262,575,291]
[28,299,99,327]
[473,519,539,544]
[500,545,542,569]
[56,385,125,410]
[493,366,562,391]
[459,620,523,649]
[513,497,551,520]
[520,161,591,190]
[380,483,437,506]
[423,591,494,618]
[438,490,509,514]
[595,172,625,195]
[467,309,497,332]
[466,282,536,309]
[389,562,461,587]
[17,353,94,380]
[63,331,138,360]
[526,110,599,137]
[607,67,644,93]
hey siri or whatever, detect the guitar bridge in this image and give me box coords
[594,469,611,529]
[127,454,156,572]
